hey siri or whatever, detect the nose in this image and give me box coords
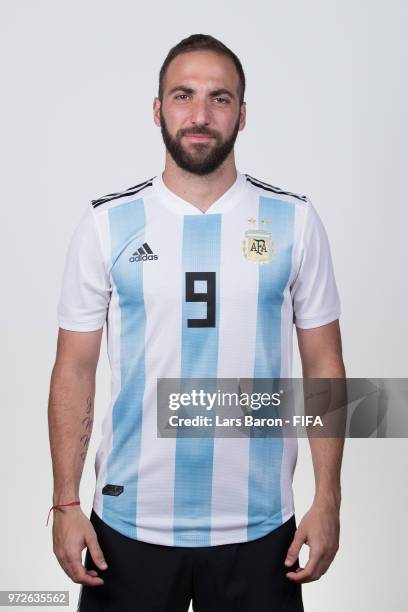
[190,97,212,126]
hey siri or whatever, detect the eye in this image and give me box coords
[175,94,190,101]
[214,97,230,104]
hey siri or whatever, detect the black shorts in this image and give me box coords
[77,509,304,612]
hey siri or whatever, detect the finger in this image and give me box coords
[302,550,334,580]
[313,554,332,578]
[286,549,321,583]
[59,549,105,587]
[284,529,306,567]
[59,559,105,586]
[85,533,108,571]
[66,558,105,586]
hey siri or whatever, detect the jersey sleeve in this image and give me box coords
[291,199,341,329]
[57,204,111,331]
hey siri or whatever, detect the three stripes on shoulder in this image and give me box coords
[245,175,308,203]
[91,178,154,208]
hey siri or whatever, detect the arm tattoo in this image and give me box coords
[80,395,93,463]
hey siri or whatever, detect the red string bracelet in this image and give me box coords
[46,501,80,526]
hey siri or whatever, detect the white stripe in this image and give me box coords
[134,197,183,545]
[93,210,120,518]
[279,436,297,523]
[277,203,305,521]
[210,193,260,545]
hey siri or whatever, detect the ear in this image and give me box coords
[239,101,246,131]
[153,97,161,127]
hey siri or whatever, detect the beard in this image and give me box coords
[160,111,241,176]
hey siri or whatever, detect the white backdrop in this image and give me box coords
[1,0,407,610]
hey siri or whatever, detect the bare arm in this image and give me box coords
[285,319,345,583]
[49,328,101,504]
[48,327,108,586]
[297,318,345,509]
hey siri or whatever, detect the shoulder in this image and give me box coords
[90,176,155,211]
[244,173,310,209]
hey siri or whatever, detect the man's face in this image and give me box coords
[154,50,246,175]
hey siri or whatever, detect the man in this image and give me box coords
[48,33,345,612]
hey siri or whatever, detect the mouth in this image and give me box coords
[183,134,214,142]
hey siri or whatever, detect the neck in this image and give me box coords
[161,154,238,213]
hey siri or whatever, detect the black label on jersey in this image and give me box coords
[102,484,124,496]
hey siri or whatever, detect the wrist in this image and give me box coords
[53,493,79,506]
[52,503,81,516]
[314,489,341,511]
[46,499,81,526]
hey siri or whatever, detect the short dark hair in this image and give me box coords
[158,34,246,104]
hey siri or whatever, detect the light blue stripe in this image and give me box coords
[173,214,221,546]
[247,196,295,540]
[102,199,146,539]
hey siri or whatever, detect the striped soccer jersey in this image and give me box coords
[57,170,341,547]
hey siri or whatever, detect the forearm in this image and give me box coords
[308,436,344,510]
[303,350,345,511]
[48,363,95,505]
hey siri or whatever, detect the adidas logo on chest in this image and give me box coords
[129,242,158,263]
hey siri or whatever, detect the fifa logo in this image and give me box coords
[243,219,274,264]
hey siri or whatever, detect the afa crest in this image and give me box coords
[243,219,275,264]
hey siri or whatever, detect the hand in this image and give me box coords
[284,500,340,583]
[52,506,108,586]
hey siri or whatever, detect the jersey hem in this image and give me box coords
[294,308,341,329]
[91,505,295,548]
[58,318,105,332]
